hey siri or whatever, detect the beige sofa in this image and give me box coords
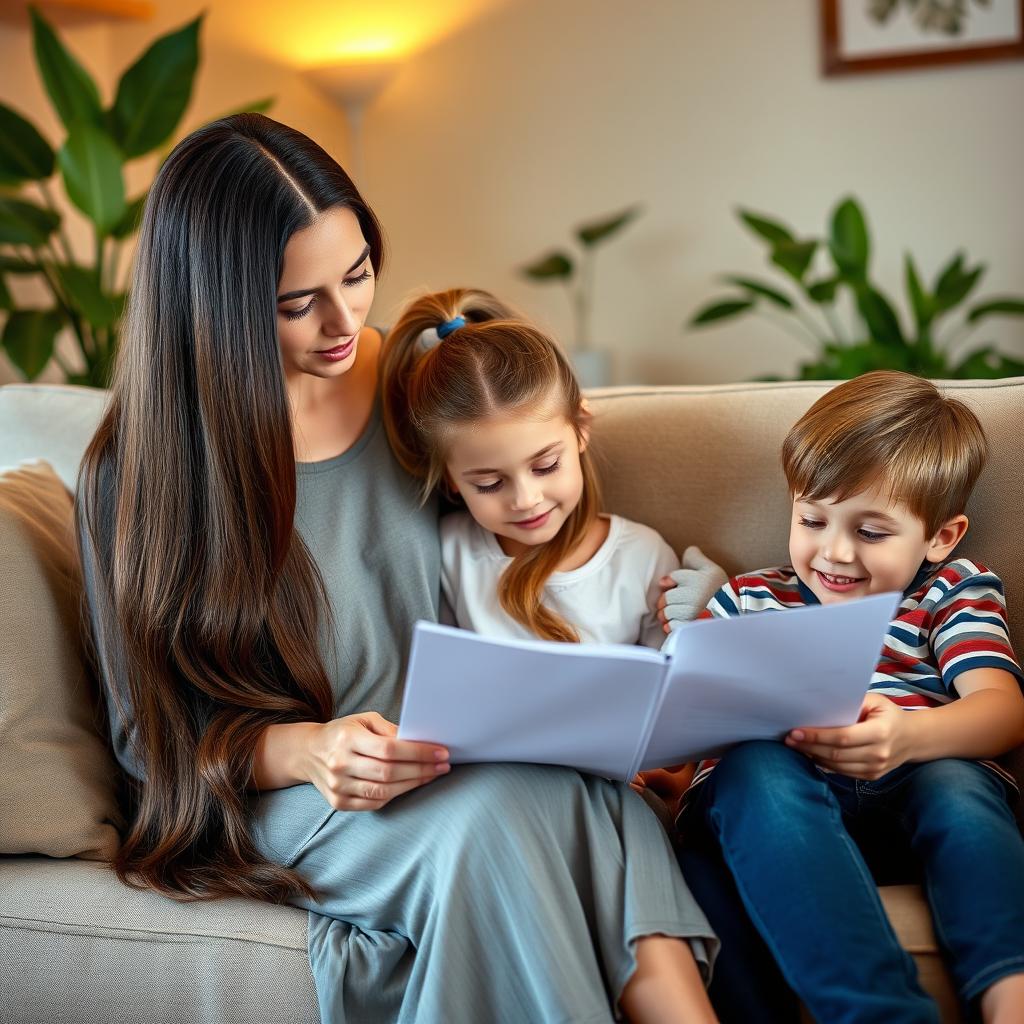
[1,378,1022,1023]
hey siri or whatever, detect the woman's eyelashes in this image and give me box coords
[471,459,562,495]
[279,268,373,321]
[283,297,316,321]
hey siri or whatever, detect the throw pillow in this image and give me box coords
[0,461,121,860]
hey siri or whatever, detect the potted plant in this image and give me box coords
[520,205,641,387]
[688,195,1024,379]
[0,7,271,387]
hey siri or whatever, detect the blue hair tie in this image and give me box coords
[437,316,465,339]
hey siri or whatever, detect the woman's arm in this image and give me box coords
[252,713,451,810]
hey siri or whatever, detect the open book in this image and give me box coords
[397,591,900,781]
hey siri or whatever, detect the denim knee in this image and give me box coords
[703,741,822,821]
[895,759,1017,836]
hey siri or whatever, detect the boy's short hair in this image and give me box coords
[781,371,988,537]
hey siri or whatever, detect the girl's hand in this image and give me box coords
[656,546,727,633]
[634,764,695,819]
[303,712,450,811]
[785,693,914,780]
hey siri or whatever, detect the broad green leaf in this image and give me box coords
[806,277,839,304]
[54,263,124,328]
[799,340,913,380]
[770,240,817,282]
[576,205,641,248]
[737,209,795,246]
[829,197,870,279]
[2,308,63,379]
[689,297,754,326]
[723,275,794,309]
[30,7,103,132]
[904,253,932,334]
[0,274,12,310]
[933,251,963,296]
[0,196,60,247]
[0,253,43,274]
[210,96,274,120]
[110,191,148,240]
[111,15,202,159]
[0,101,55,184]
[933,261,985,315]
[521,252,573,280]
[967,298,1024,324]
[951,346,1024,380]
[855,284,905,347]
[58,120,126,234]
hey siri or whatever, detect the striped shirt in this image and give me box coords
[686,559,1023,802]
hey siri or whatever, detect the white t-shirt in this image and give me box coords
[440,512,679,649]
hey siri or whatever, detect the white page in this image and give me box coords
[639,592,900,770]
[398,621,666,781]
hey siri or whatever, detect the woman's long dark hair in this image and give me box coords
[77,114,385,902]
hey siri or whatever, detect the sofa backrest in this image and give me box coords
[589,377,1024,660]
[0,384,108,490]
[2,377,1023,657]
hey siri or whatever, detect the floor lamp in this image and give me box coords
[306,60,400,183]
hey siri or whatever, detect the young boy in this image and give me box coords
[664,371,1024,1024]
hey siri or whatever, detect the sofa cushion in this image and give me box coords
[0,462,121,859]
[0,856,318,1024]
[0,383,108,489]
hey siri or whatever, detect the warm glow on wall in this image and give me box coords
[219,0,512,67]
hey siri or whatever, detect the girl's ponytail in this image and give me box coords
[380,291,456,485]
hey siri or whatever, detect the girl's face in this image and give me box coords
[276,206,375,379]
[445,402,587,557]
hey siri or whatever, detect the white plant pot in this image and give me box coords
[571,350,612,390]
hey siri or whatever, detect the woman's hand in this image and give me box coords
[784,693,913,780]
[303,712,450,811]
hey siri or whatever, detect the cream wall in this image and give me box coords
[363,0,1024,384]
[3,0,1022,385]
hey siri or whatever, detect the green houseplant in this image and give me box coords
[688,196,1024,380]
[0,7,271,386]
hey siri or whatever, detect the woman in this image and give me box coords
[77,114,718,1023]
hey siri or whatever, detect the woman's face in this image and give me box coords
[276,206,375,379]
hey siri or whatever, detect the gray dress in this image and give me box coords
[85,402,718,1024]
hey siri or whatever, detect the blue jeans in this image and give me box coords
[679,742,1024,1024]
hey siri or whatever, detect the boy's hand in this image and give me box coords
[785,693,913,780]
[657,546,727,633]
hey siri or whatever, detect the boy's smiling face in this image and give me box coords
[789,482,968,605]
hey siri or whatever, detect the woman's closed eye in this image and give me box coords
[534,459,561,476]
[345,268,372,288]
[283,297,317,321]
[279,269,373,321]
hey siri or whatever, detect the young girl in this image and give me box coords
[381,287,724,649]
[382,285,722,1018]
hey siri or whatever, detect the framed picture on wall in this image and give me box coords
[821,0,1024,75]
